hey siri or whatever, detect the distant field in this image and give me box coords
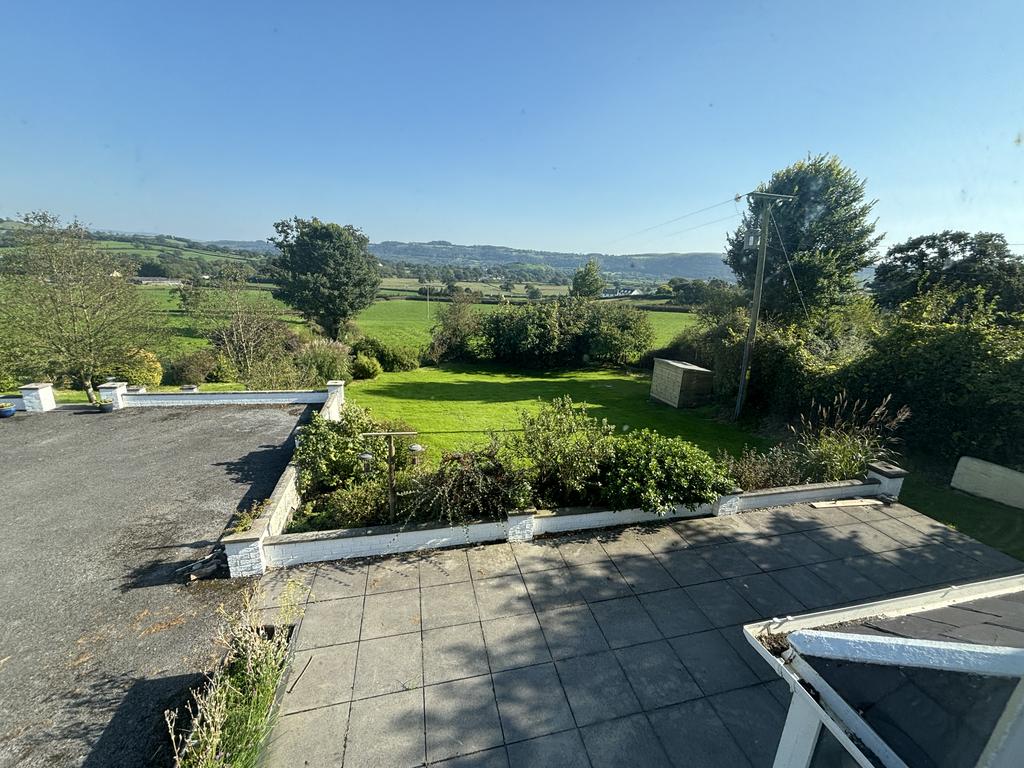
[646,310,699,347]
[94,238,254,264]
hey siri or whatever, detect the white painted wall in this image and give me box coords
[123,390,327,408]
[952,456,1024,510]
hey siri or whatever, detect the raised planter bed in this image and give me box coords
[223,461,906,577]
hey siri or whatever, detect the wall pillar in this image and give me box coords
[866,461,908,499]
[97,381,129,410]
[18,383,56,413]
[327,380,346,403]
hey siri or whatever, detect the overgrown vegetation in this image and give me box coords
[165,583,302,768]
[288,398,734,532]
[719,393,910,489]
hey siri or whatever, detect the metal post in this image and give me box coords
[387,433,396,518]
[733,192,795,420]
[734,202,771,420]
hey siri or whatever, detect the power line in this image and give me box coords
[768,207,810,321]
[606,194,745,246]
[657,212,742,240]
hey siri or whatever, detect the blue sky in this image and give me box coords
[2,1,1022,255]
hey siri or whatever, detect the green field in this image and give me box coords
[346,363,762,459]
[379,277,568,299]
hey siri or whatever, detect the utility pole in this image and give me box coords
[733,192,796,420]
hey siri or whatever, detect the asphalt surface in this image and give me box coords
[0,405,307,768]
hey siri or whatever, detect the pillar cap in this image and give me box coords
[867,461,908,479]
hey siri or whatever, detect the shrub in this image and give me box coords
[166,349,218,385]
[791,392,910,482]
[103,348,163,388]
[584,303,655,365]
[243,355,301,390]
[292,405,414,496]
[351,353,383,380]
[505,396,615,507]
[208,354,239,383]
[599,430,734,514]
[428,292,483,362]
[352,337,419,372]
[408,440,531,526]
[718,445,807,491]
[294,339,350,386]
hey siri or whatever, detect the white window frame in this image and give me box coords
[739,574,1024,768]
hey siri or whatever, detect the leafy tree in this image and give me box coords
[871,231,1024,315]
[570,258,605,298]
[725,154,882,320]
[0,212,155,402]
[428,291,482,362]
[526,284,543,300]
[270,217,380,338]
[208,299,298,387]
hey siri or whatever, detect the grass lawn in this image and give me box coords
[646,310,699,348]
[345,363,764,459]
[901,473,1024,562]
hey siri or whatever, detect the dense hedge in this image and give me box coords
[434,297,654,368]
[666,295,1024,468]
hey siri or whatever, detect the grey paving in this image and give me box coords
[262,501,1024,767]
[0,404,306,768]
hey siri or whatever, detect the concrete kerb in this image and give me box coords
[233,455,908,578]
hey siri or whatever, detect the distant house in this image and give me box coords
[601,287,642,298]
[129,276,184,286]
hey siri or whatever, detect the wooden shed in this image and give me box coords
[650,359,714,408]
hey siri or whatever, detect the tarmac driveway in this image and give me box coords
[0,405,306,768]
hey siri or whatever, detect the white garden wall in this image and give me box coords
[952,456,1024,510]
[227,459,908,578]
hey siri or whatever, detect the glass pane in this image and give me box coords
[809,726,861,768]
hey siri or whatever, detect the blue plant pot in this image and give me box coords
[0,405,17,418]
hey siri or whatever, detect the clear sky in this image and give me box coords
[2,1,1022,255]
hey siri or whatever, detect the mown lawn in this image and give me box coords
[345,363,764,459]
[901,473,1024,562]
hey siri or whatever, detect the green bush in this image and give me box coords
[166,349,218,385]
[351,353,383,380]
[446,297,656,368]
[288,472,421,532]
[292,405,414,496]
[102,348,163,388]
[718,445,806,491]
[352,337,419,372]
[599,429,734,514]
[505,396,615,507]
[294,339,350,385]
[409,441,531,525]
[208,354,239,383]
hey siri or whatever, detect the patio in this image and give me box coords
[259,501,1023,767]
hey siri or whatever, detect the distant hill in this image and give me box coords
[369,241,731,281]
[1,219,732,282]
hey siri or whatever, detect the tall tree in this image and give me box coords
[570,258,605,298]
[871,231,1024,314]
[725,154,882,320]
[0,212,154,402]
[269,217,380,338]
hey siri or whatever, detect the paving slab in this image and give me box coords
[482,613,551,671]
[360,588,422,639]
[492,663,575,742]
[423,622,490,684]
[614,640,702,710]
[555,650,641,726]
[590,596,662,648]
[670,630,762,695]
[506,729,589,768]
[352,632,422,699]
[344,688,425,768]
[280,642,358,714]
[425,674,504,762]
[263,702,349,767]
[296,596,363,650]
[581,713,673,768]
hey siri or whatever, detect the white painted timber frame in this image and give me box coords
[742,574,1024,768]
